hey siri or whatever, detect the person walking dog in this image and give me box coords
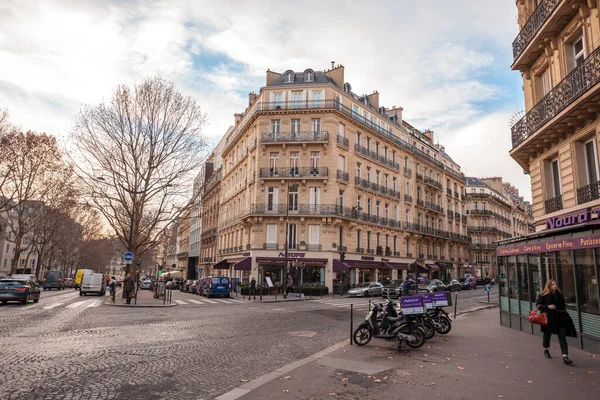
[536,279,577,365]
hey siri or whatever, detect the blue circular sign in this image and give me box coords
[123,252,134,262]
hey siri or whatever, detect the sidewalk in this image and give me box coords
[218,308,599,400]
[105,288,177,307]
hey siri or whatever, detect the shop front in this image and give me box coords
[496,221,600,352]
[344,260,393,284]
[436,263,454,281]
[255,256,327,288]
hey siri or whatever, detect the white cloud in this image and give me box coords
[0,0,530,197]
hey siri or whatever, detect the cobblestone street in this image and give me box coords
[0,288,497,399]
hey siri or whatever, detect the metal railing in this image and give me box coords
[336,169,349,183]
[512,46,600,148]
[337,134,349,148]
[512,0,561,60]
[577,180,600,205]
[259,167,328,178]
[354,143,400,170]
[261,131,328,143]
[545,195,563,214]
[404,167,412,177]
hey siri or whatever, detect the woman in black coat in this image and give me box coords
[536,279,577,365]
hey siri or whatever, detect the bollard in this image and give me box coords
[321,287,323,299]
[487,289,490,303]
[350,303,354,346]
[310,288,312,300]
[454,292,458,319]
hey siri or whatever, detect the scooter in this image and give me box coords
[353,298,425,349]
[427,306,452,334]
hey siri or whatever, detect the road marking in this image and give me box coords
[187,299,203,304]
[199,298,218,304]
[42,303,64,309]
[227,298,245,303]
[86,300,102,308]
[66,301,87,309]
[210,298,231,304]
[174,300,187,305]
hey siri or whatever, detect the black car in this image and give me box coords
[381,279,404,298]
[0,278,41,304]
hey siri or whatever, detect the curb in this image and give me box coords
[454,303,499,318]
[215,340,348,400]
[103,289,178,307]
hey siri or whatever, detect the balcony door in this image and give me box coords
[288,185,299,212]
[289,151,300,177]
[269,152,279,177]
[266,187,278,213]
[308,224,320,250]
[309,187,320,213]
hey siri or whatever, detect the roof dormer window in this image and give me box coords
[284,70,294,83]
[344,83,351,94]
[304,69,314,82]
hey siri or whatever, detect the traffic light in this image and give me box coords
[339,252,345,262]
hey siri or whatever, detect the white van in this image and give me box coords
[80,273,106,296]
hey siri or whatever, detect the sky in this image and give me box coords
[0,0,530,200]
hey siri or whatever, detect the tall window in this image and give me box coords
[338,123,345,138]
[289,151,300,176]
[338,155,346,172]
[288,185,299,211]
[356,162,362,178]
[291,119,301,133]
[309,187,320,210]
[293,91,302,108]
[311,118,321,132]
[267,187,278,212]
[367,231,372,251]
[310,152,320,170]
[546,158,561,198]
[339,190,345,207]
[584,138,599,185]
[308,224,320,246]
[273,93,283,108]
[269,152,279,176]
[271,120,281,133]
[572,34,586,68]
[312,90,322,107]
[356,230,362,249]
[367,198,372,215]
[366,167,371,182]
[287,224,297,249]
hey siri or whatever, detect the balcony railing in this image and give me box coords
[307,244,322,251]
[512,46,600,148]
[336,169,349,183]
[577,180,600,205]
[462,215,467,223]
[416,199,424,207]
[406,252,413,258]
[403,222,471,243]
[425,202,443,214]
[470,243,497,250]
[447,210,453,219]
[404,194,412,203]
[446,188,452,196]
[414,147,445,170]
[454,212,460,219]
[354,143,400,170]
[416,172,423,181]
[404,167,412,177]
[468,209,492,216]
[261,131,328,143]
[259,167,328,178]
[354,177,401,199]
[545,194,563,214]
[512,0,561,60]
[337,134,349,148]
[356,247,365,253]
[424,177,443,190]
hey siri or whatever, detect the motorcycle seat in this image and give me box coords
[386,316,402,322]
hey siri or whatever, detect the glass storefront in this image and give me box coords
[497,246,600,351]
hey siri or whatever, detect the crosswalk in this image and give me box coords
[310,297,385,312]
[43,299,103,310]
[174,297,247,306]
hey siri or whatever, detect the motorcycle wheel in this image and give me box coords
[422,321,435,340]
[353,326,372,346]
[405,327,425,349]
[435,317,452,334]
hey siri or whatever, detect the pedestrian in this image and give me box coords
[109,275,117,304]
[286,274,293,297]
[402,279,410,297]
[124,274,134,304]
[536,279,577,365]
[249,277,256,300]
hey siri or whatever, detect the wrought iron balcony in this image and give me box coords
[454,212,460,219]
[356,247,365,253]
[468,209,492,216]
[338,245,348,252]
[418,253,425,259]
[414,147,445,170]
[403,222,471,242]
[354,143,400,170]
[376,247,384,255]
[512,46,600,149]
[425,202,443,214]
[393,251,400,256]
[454,191,459,198]
[261,131,328,143]
[577,180,600,205]
[470,243,497,250]
[416,199,424,207]
[424,177,443,190]
[404,194,412,203]
[259,167,328,178]
[545,195,563,214]
[512,0,561,60]
[367,248,374,254]
[416,172,423,181]
[406,252,413,258]
[336,169,349,183]
[446,188,452,196]
[354,177,401,199]
[337,134,349,148]
[404,167,412,177]
[462,215,467,223]
[307,244,322,251]
[447,210,453,219]
[264,243,279,250]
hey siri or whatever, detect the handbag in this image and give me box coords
[529,305,548,326]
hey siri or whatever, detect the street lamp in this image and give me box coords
[284,182,299,299]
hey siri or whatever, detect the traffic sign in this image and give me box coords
[123,252,134,263]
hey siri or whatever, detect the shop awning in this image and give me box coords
[233,257,252,271]
[426,264,440,271]
[344,260,392,269]
[384,262,408,270]
[333,259,351,272]
[255,257,328,266]
[417,265,429,274]
[437,262,454,270]
[213,259,229,270]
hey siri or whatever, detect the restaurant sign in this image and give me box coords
[546,206,600,230]
[497,234,600,256]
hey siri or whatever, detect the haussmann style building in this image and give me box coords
[206,64,472,293]
[499,0,600,351]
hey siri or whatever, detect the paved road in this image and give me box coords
[0,287,497,399]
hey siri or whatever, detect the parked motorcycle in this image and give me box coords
[353,299,425,349]
[427,306,452,334]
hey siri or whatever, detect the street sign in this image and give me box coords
[123,252,134,263]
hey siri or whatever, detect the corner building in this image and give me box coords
[215,64,470,292]
[500,0,600,351]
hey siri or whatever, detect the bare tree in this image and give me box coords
[0,129,77,275]
[70,76,209,275]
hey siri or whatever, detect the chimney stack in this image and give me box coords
[248,92,256,106]
[234,113,242,126]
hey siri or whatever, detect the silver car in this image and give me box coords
[347,282,383,297]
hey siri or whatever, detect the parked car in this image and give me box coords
[140,280,153,290]
[195,278,207,295]
[43,270,65,290]
[183,280,194,293]
[0,278,41,304]
[381,279,404,298]
[425,279,447,293]
[80,273,106,296]
[476,278,486,286]
[204,276,230,298]
[348,282,383,297]
[459,276,477,290]
[445,279,462,292]
[189,280,200,294]
[64,278,75,288]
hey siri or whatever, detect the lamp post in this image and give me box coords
[284,182,299,299]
